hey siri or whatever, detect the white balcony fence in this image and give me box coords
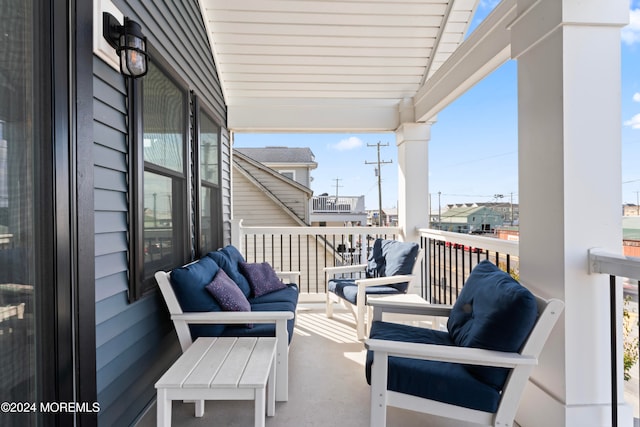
[310,195,365,214]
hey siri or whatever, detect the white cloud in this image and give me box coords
[330,136,363,151]
[633,92,640,102]
[625,113,640,129]
[622,9,640,45]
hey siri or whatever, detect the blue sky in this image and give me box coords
[235,2,640,211]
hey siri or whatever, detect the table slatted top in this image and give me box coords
[156,337,277,390]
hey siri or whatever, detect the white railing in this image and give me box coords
[310,195,365,214]
[419,228,519,256]
[587,249,640,427]
[232,220,400,294]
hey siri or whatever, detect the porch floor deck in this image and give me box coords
[136,302,639,427]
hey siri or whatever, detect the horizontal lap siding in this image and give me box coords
[94,0,228,424]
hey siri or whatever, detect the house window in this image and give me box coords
[196,104,221,255]
[279,170,295,181]
[130,57,190,300]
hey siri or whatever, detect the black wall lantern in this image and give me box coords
[103,12,148,78]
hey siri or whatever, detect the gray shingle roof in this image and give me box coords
[235,147,316,164]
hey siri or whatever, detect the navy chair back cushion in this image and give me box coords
[380,240,419,276]
[365,239,419,292]
[170,256,225,337]
[366,238,385,278]
[447,260,538,389]
[207,245,252,298]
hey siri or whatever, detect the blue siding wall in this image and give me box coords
[93,0,228,424]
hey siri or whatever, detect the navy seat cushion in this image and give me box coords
[366,321,501,413]
[170,256,225,337]
[249,284,299,309]
[447,260,538,390]
[328,278,400,305]
[223,301,296,344]
[207,246,252,298]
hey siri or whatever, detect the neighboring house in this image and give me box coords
[232,149,313,226]
[310,193,367,226]
[431,206,504,233]
[447,202,519,224]
[623,216,640,257]
[367,208,397,226]
[234,147,317,188]
[623,203,640,216]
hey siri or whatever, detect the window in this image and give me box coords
[196,103,221,255]
[130,57,190,300]
[279,170,295,181]
[128,51,223,301]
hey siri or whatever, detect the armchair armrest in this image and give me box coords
[354,274,414,287]
[324,264,367,275]
[172,311,293,324]
[367,297,453,319]
[275,270,300,283]
[365,339,537,369]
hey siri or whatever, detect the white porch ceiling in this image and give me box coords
[199,0,480,132]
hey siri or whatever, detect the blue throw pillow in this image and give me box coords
[205,269,251,312]
[239,262,287,297]
[447,260,538,389]
[207,246,252,298]
[170,256,222,313]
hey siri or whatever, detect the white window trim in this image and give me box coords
[278,169,295,180]
[93,0,122,72]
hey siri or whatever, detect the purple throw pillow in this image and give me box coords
[205,269,251,312]
[239,262,287,297]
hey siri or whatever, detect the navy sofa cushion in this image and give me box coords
[170,256,225,337]
[366,321,501,413]
[249,284,299,309]
[224,301,296,344]
[207,246,252,298]
[447,260,538,390]
[328,278,400,305]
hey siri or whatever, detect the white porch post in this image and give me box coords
[511,0,631,426]
[395,120,430,292]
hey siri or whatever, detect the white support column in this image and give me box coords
[395,121,431,243]
[511,0,631,426]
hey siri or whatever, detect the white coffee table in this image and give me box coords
[155,337,277,427]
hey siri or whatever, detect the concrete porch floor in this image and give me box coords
[136,302,638,427]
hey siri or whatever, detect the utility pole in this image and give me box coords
[635,191,640,216]
[438,191,441,230]
[365,142,392,226]
[510,192,514,225]
[332,178,343,201]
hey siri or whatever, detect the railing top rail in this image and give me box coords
[588,248,640,279]
[238,225,402,236]
[418,228,519,256]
